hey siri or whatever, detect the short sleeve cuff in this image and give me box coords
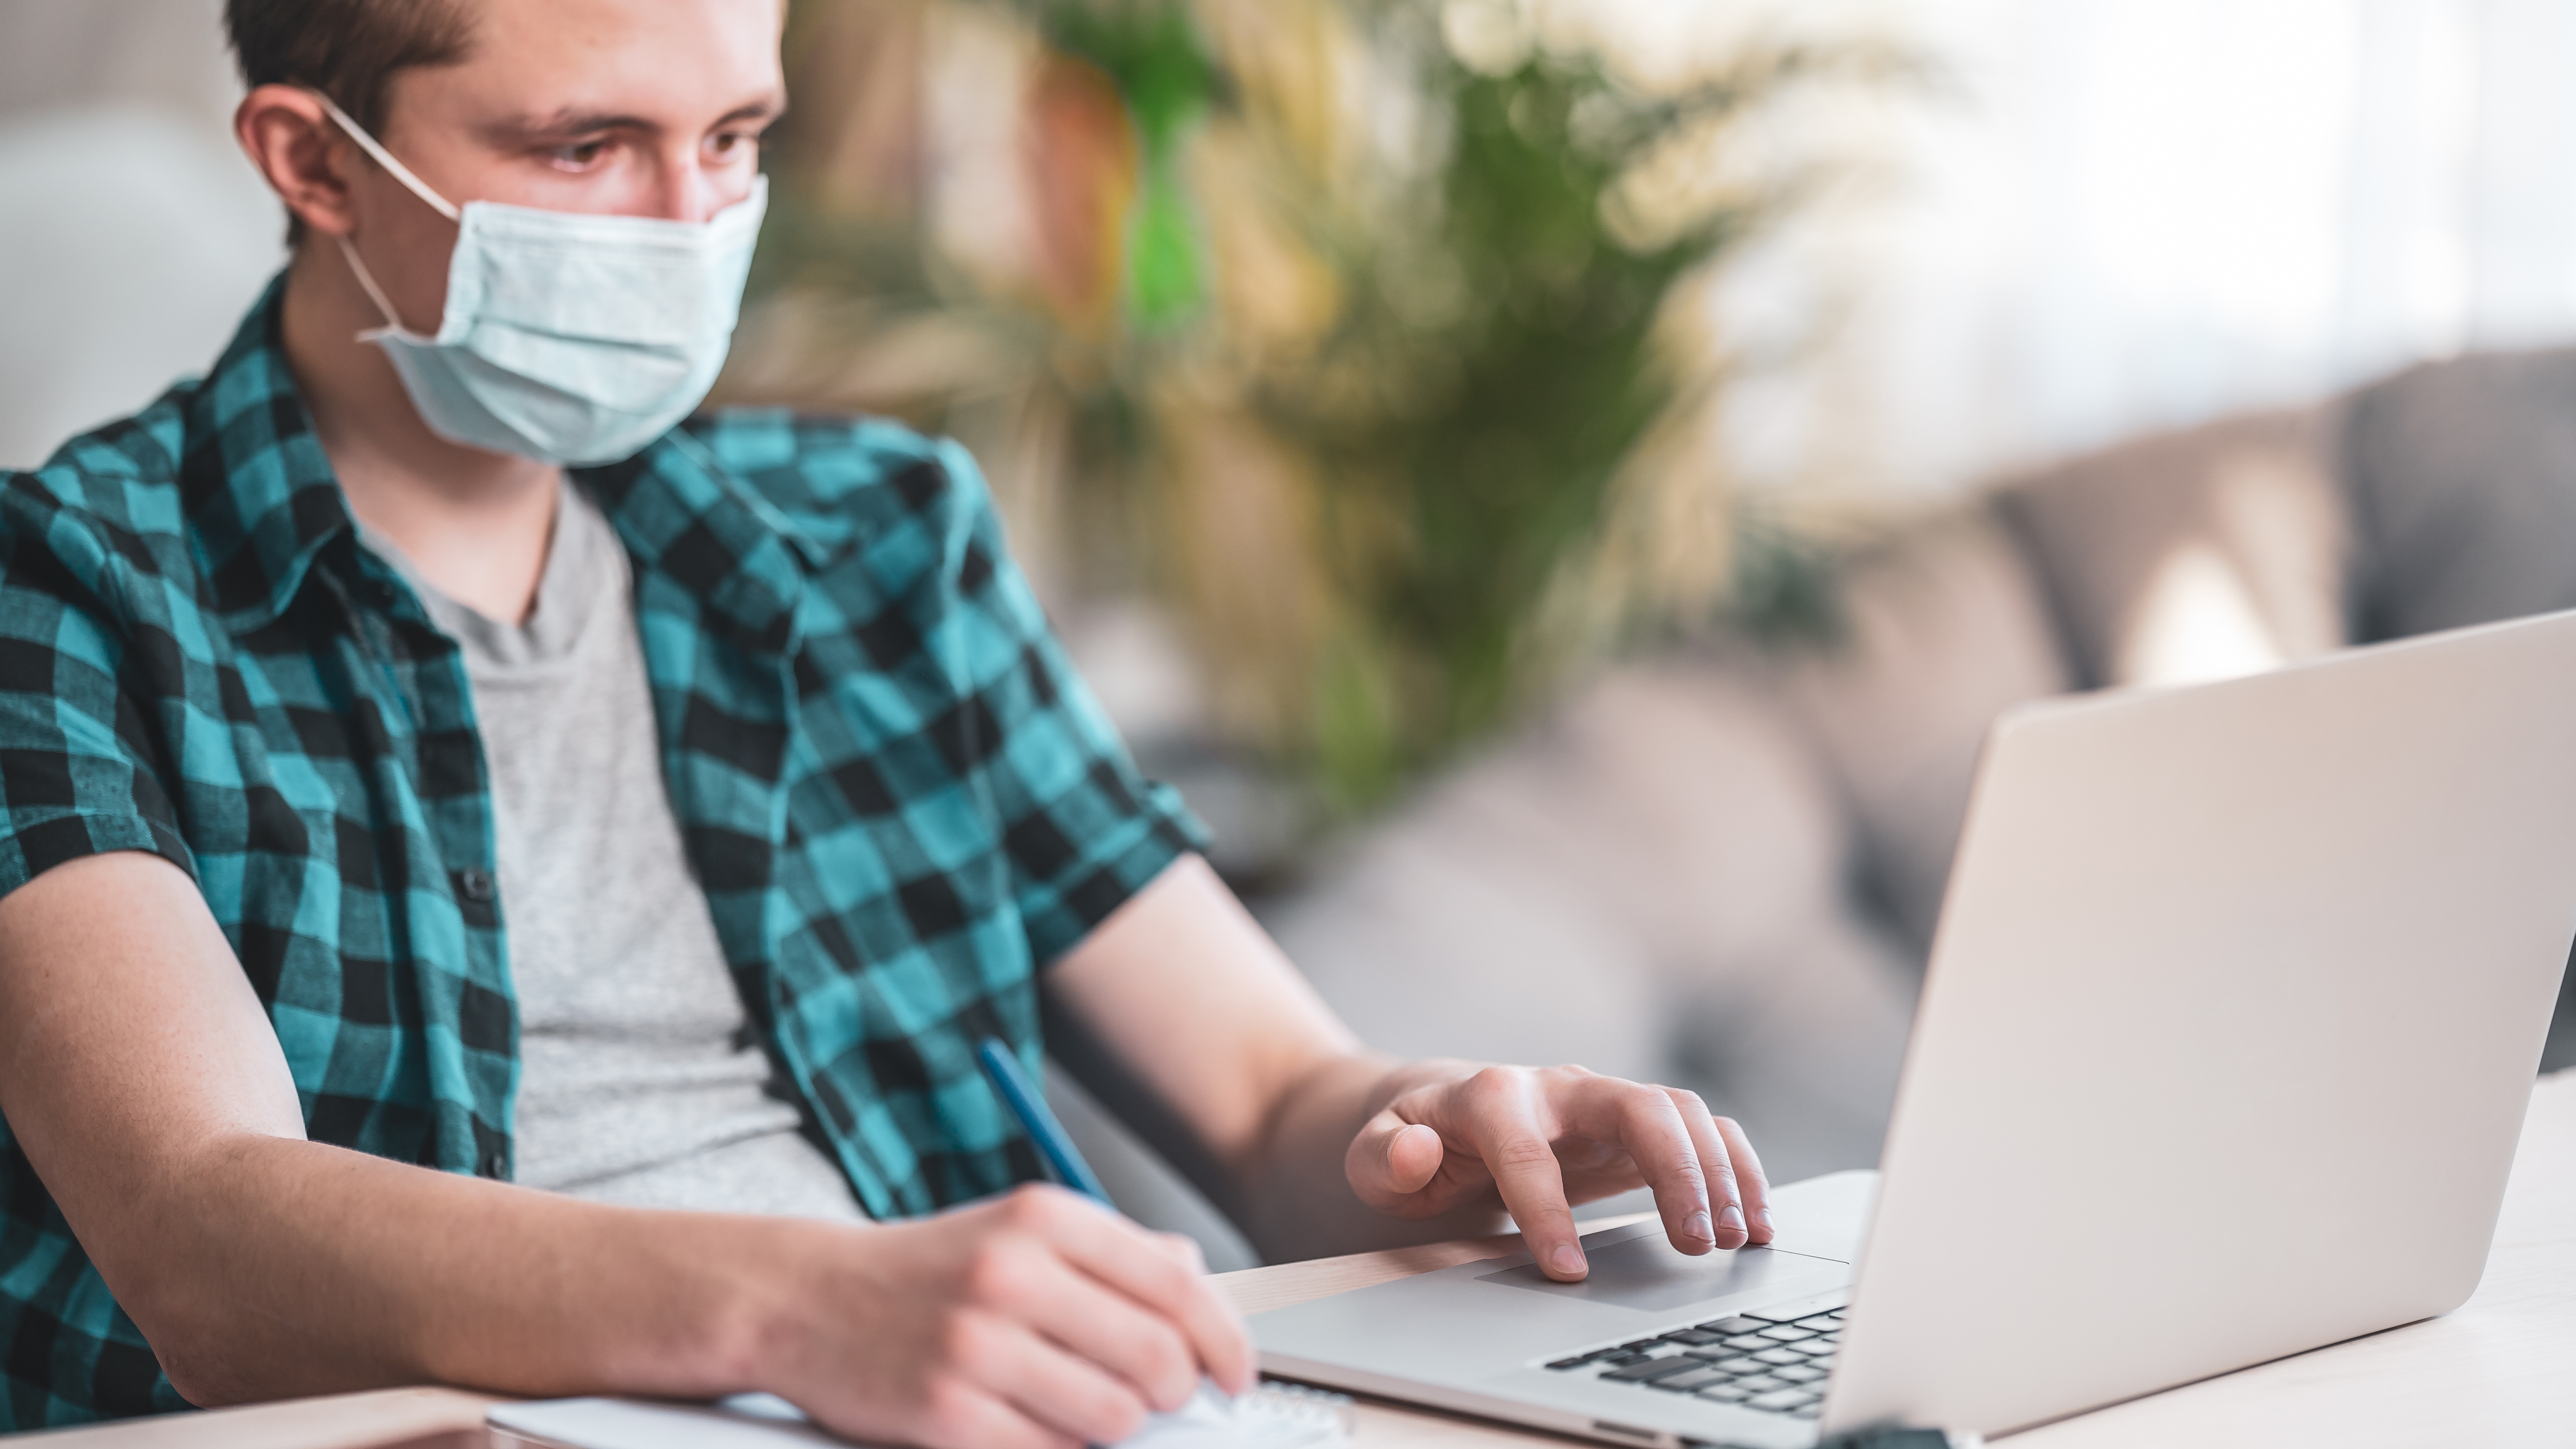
[0,811,198,901]
[1023,781,1211,965]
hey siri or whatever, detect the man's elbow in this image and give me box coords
[119,1261,381,1409]
[90,1139,355,1409]
[149,1336,243,1410]
[107,1269,258,1409]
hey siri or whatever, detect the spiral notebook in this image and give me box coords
[486,1380,1353,1449]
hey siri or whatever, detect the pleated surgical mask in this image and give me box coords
[313,91,767,466]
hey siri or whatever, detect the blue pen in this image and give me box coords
[976,1036,1113,1205]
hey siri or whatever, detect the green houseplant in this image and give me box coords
[724,0,1906,821]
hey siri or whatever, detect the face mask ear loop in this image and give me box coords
[307,89,463,223]
[334,234,412,336]
[307,91,456,339]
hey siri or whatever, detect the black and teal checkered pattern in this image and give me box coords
[0,280,1201,1426]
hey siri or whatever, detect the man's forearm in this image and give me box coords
[0,853,789,1408]
[124,1131,797,1407]
[1228,1053,1507,1264]
[1036,860,1511,1264]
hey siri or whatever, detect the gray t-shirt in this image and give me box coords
[364,486,866,1222]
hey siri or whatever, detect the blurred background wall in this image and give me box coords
[11,0,2576,1256]
[20,0,2576,506]
[21,0,2576,588]
[0,0,284,472]
[1734,0,2576,500]
[19,0,2576,752]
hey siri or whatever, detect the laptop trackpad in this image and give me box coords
[1476,1236,1851,1314]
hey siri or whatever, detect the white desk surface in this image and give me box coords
[25,1070,2576,1447]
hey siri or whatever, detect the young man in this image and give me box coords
[0,0,1774,1441]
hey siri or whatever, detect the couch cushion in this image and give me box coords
[1262,660,1917,1179]
[1997,408,2347,689]
[2341,348,2576,640]
[1774,513,2075,956]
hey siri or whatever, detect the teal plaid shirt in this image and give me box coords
[0,281,1201,1426]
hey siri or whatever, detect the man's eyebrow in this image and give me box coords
[715,97,789,129]
[487,96,788,141]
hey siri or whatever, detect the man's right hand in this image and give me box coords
[770,1184,1254,1449]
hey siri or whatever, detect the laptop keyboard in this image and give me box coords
[1541,1289,1848,1420]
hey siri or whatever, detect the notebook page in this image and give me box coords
[487,1380,1351,1449]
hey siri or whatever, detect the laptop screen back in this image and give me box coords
[1827,610,2576,1436]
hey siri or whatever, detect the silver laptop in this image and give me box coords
[1250,608,2576,1447]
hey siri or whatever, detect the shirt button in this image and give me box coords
[479,1147,507,1178]
[456,869,496,902]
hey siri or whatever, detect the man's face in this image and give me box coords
[343,0,786,330]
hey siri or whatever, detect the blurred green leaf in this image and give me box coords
[748,0,1918,824]
[1128,169,1203,326]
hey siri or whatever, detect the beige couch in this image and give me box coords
[1241,348,2576,1211]
[1047,351,2576,1268]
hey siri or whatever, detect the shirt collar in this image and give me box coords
[183,275,361,630]
[576,427,816,657]
[184,277,818,650]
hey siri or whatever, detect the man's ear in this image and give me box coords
[235,85,359,239]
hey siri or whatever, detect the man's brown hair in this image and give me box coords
[226,0,478,242]
[225,0,479,139]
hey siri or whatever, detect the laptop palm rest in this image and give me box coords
[1251,1176,1877,1446]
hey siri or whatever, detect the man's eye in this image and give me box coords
[547,141,610,169]
[711,130,761,157]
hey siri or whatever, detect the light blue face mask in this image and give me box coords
[314,92,768,467]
